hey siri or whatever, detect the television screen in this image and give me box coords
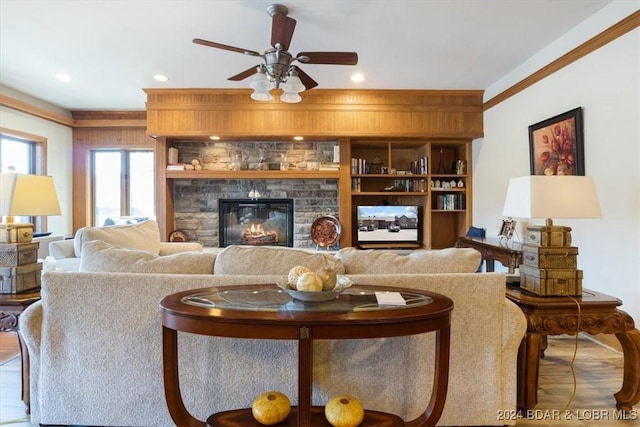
[356,205,420,246]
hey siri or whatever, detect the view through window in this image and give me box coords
[92,150,155,226]
[0,135,37,224]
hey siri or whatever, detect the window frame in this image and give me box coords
[90,148,155,226]
[0,128,49,232]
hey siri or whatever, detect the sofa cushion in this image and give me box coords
[79,240,215,274]
[336,247,481,274]
[73,220,161,257]
[214,245,345,275]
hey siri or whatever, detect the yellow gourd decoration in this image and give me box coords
[252,391,291,425]
[325,395,365,427]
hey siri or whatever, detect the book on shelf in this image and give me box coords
[351,158,369,174]
[410,156,428,174]
[319,162,340,171]
[436,193,466,210]
[166,164,186,171]
[351,177,361,192]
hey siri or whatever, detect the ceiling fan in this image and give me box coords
[193,3,358,102]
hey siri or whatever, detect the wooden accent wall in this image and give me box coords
[145,89,484,139]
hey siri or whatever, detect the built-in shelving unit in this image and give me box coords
[346,139,472,249]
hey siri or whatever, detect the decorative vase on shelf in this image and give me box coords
[437,148,446,174]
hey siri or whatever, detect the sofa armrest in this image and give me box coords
[18,300,43,360]
[159,242,203,256]
[502,298,527,352]
[48,239,75,259]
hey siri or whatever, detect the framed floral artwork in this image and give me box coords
[529,107,584,176]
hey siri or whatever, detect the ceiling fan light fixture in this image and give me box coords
[251,89,273,102]
[282,73,305,94]
[249,70,274,91]
[280,92,302,103]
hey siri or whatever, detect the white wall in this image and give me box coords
[0,104,74,237]
[476,4,639,324]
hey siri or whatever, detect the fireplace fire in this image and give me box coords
[219,199,294,247]
[244,223,278,245]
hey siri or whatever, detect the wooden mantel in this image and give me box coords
[144,88,484,139]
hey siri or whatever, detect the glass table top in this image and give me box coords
[182,286,433,313]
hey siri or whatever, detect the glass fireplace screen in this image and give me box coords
[219,199,294,247]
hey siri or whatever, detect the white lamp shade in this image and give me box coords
[249,72,273,91]
[0,173,61,216]
[502,175,602,219]
[280,92,302,103]
[281,75,305,94]
[250,89,273,101]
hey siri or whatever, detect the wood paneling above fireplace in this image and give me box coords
[144,88,484,138]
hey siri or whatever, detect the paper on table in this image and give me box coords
[375,291,406,306]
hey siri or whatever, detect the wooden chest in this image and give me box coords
[521,244,578,269]
[524,225,572,247]
[519,264,582,296]
[0,262,42,294]
[0,223,34,243]
[0,242,39,267]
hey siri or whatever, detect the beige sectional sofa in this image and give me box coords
[21,234,527,426]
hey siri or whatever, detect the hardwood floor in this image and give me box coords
[0,332,636,426]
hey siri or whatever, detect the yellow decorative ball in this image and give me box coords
[296,272,323,292]
[325,395,365,427]
[287,265,311,287]
[316,267,338,291]
[252,391,291,425]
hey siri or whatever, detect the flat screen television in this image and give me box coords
[355,205,421,248]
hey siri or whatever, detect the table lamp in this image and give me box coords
[0,169,61,243]
[502,175,602,296]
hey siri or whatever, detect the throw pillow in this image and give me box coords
[74,220,161,258]
[79,240,216,274]
[213,245,345,275]
[336,247,482,274]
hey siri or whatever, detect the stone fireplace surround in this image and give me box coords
[170,140,339,248]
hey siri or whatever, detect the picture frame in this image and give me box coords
[528,107,584,176]
[498,218,516,241]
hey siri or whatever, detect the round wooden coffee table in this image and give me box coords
[160,284,453,427]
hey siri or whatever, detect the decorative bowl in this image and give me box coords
[276,275,354,302]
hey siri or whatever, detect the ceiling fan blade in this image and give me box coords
[193,38,260,56]
[271,14,296,50]
[228,66,260,81]
[297,52,358,65]
[294,67,318,90]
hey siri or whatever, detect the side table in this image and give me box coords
[505,286,640,412]
[0,290,41,413]
[455,236,522,273]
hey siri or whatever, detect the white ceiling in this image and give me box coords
[0,0,613,111]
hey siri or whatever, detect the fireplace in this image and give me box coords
[219,199,294,247]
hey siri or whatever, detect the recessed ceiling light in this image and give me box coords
[351,73,365,83]
[293,136,304,141]
[209,136,220,140]
[153,74,169,82]
[55,73,72,82]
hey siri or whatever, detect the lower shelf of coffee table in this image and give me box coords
[207,405,404,427]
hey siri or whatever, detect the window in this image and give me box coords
[91,150,155,226]
[0,133,41,226]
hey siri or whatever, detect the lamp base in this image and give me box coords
[0,223,34,244]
